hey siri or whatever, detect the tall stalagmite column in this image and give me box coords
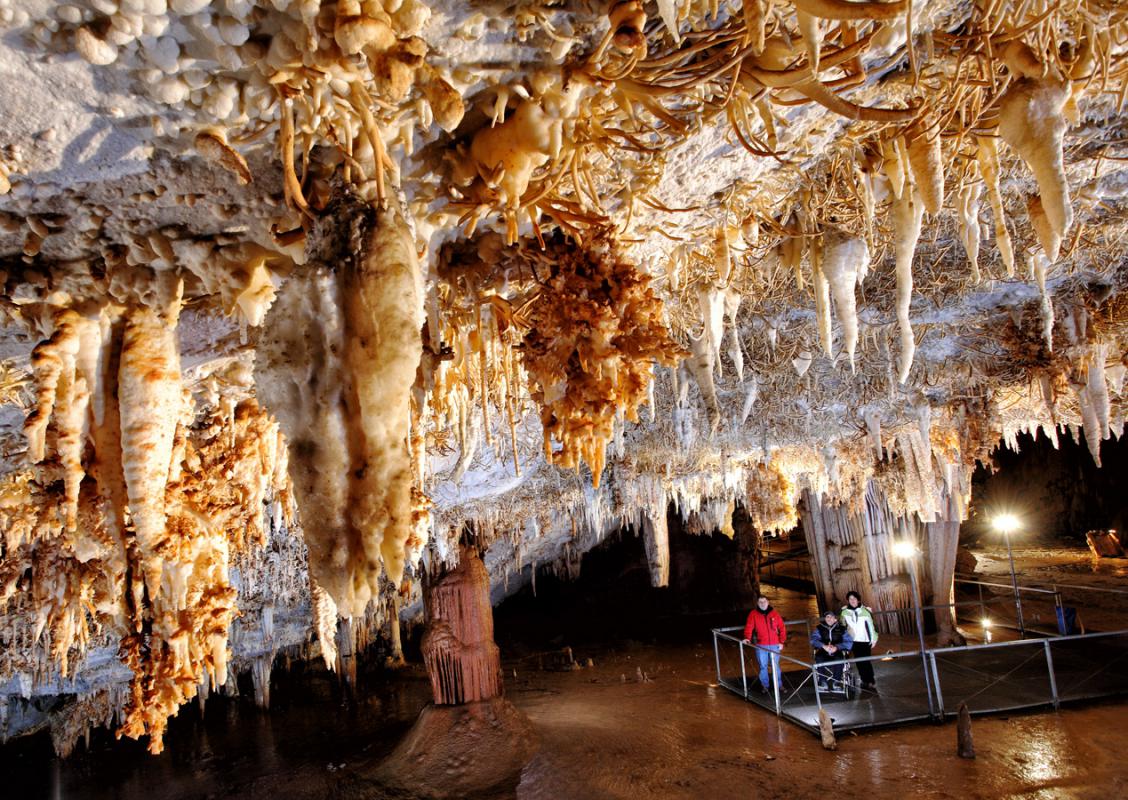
[374,548,536,797]
[420,546,502,705]
[800,481,964,642]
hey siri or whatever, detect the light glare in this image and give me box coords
[892,541,917,559]
[993,513,1020,534]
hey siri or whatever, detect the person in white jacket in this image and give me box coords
[841,591,879,690]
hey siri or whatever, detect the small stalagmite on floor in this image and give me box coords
[818,709,837,751]
[365,546,537,799]
[957,702,975,759]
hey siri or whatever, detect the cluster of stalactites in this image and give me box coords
[520,233,684,488]
[6,275,291,753]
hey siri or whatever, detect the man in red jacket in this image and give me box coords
[743,594,787,694]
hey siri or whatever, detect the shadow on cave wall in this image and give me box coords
[493,505,764,652]
[964,428,1128,546]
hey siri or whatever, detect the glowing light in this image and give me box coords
[982,617,992,628]
[892,541,918,559]
[993,513,1020,535]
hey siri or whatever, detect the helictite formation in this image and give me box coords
[0,0,1126,756]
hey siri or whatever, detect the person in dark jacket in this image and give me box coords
[743,594,787,693]
[809,609,853,691]
[841,590,879,690]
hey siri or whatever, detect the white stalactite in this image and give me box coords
[821,231,868,372]
[685,332,719,430]
[957,180,982,282]
[724,289,744,382]
[893,189,924,384]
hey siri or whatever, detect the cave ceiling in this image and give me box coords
[1,0,1127,754]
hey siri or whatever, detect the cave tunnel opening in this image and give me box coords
[494,425,1128,665]
[963,427,1128,548]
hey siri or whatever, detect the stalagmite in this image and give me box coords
[893,190,924,384]
[377,548,536,795]
[641,506,671,588]
[420,547,502,705]
[818,708,836,750]
[957,702,975,758]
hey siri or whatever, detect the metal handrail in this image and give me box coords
[934,627,1128,654]
[955,572,1128,597]
[1047,582,1128,596]
[712,623,1128,733]
[954,577,1059,595]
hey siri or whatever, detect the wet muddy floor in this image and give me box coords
[6,576,1128,799]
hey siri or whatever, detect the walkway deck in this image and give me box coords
[715,628,1128,734]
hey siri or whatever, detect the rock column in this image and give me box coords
[800,481,963,641]
[420,546,502,705]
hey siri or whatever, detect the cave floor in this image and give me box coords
[12,634,1128,799]
[509,640,1128,800]
[10,548,1128,800]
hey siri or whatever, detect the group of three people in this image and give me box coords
[742,591,879,694]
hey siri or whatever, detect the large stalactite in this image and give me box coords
[255,197,426,620]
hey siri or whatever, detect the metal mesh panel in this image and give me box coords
[1047,633,1128,703]
[931,641,1053,714]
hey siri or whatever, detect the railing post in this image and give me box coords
[1044,640,1060,709]
[929,651,945,717]
[812,662,823,712]
[713,630,722,685]
[978,582,986,622]
[739,640,749,698]
[772,648,782,716]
